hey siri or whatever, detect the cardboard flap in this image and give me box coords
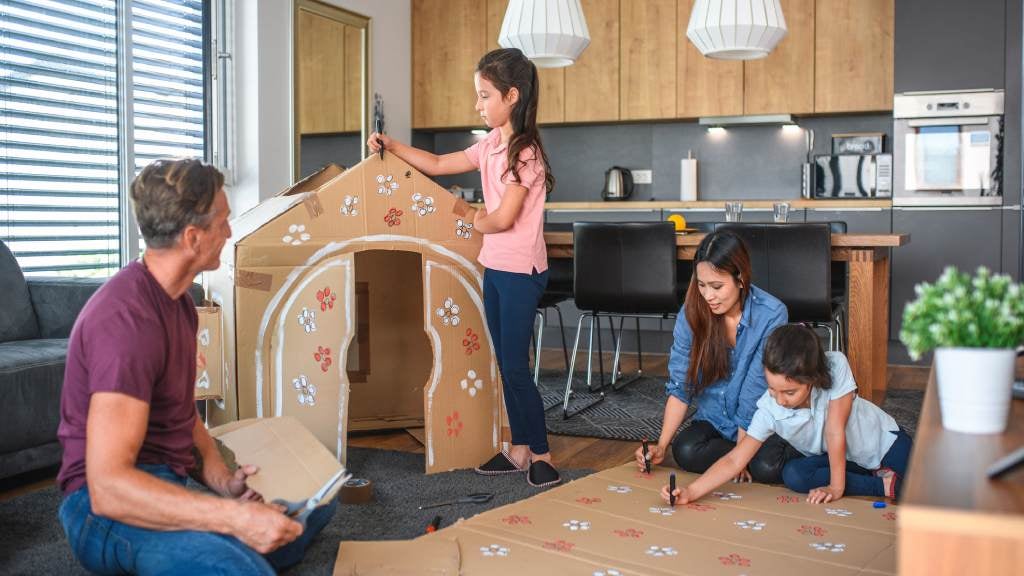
[333,538,460,576]
[209,417,344,504]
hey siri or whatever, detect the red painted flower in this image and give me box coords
[541,540,574,553]
[384,207,403,227]
[686,503,715,512]
[314,346,332,372]
[777,495,801,504]
[883,511,897,521]
[575,497,602,505]
[613,528,644,538]
[719,553,751,567]
[316,287,336,311]
[501,515,531,525]
[445,411,464,437]
[462,328,481,355]
[798,524,827,537]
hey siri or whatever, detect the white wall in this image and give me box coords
[231,0,411,212]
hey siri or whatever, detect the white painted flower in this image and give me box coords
[607,485,632,494]
[376,174,399,196]
[297,307,317,333]
[455,219,473,239]
[292,374,316,407]
[649,506,675,517]
[196,370,210,389]
[480,544,509,557]
[282,223,311,246]
[411,193,436,216]
[563,519,591,531]
[711,491,743,501]
[460,369,484,397]
[198,328,210,347]
[435,297,461,327]
[825,508,853,517]
[810,542,846,553]
[646,546,678,557]
[593,570,622,576]
[734,520,765,531]
[340,195,359,216]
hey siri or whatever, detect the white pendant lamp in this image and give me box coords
[686,0,788,60]
[498,0,590,68]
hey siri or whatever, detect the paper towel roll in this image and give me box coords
[680,158,697,201]
[340,477,374,504]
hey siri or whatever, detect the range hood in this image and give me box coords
[698,114,795,127]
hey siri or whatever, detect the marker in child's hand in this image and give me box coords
[642,438,651,474]
[669,473,677,506]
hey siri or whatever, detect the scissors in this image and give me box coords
[418,492,494,510]
[272,468,350,525]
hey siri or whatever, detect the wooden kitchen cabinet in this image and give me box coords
[744,0,815,115]
[677,0,743,118]
[298,10,348,134]
[343,25,362,132]
[814,0,894,113]
[412,0,486,129]
[620,0,676,120]
[564,0,620,123]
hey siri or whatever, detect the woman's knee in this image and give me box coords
[748,453,786,484]
[780,459,814,493]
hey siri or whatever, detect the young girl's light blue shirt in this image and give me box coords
[746,352,900,470]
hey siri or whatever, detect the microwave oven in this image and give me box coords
[812,154,893,199]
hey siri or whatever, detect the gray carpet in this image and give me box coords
[539,370,924,441]
[0,448,593,575]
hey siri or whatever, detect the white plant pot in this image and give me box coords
[934,347,1016,434]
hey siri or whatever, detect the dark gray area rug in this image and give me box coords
[0,448,593,576]
[539,370,924,441]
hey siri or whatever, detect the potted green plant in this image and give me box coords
[900,266,1024,434]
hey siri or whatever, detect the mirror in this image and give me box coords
[294,0,369,180]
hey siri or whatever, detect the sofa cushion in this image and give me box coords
[0,339,67,454]
[0,241,40,343]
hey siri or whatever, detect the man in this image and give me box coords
[57,158,335,574]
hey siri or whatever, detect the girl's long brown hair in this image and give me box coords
[476,48,555,195]
[684,231,753,397]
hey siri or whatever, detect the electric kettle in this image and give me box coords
[602,166,634,201]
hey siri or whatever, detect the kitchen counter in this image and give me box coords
[542,199,892,210]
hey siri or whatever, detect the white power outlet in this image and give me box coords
[631,169,653,184]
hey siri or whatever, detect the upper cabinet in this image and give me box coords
[744,0,815,115]
[677,0,743,117]
[814,0,894,113]
[412,0,485,129]
[620,0,677,120]
[298,11,354,134]
[565,0,620,123]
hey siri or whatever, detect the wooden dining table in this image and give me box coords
[545,231,911,403]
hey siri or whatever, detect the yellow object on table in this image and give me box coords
[666,213,687,231]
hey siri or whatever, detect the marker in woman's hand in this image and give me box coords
[669,473,677,506]
[642,438,651,474]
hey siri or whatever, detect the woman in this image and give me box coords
[635,230,799,483]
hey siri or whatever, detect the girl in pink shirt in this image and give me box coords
[368,48,559,487]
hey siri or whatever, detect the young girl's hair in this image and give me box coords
[475,48,555,196]
[763,324,833,390]
[684,231,752,397]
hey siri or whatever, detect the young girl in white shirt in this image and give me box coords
[662,324,912,504]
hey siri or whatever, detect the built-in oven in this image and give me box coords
[893,90,1003,206]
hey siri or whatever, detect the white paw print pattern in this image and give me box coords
[563,519,591,531]
[646,546,678,558]
[198,328,210,347]
[340,195,359,216]
[810,542,847,553]
[455,219,473,239]
[826,508,853,517]
[460,370,484,397]
[480,544,509,557]
[435,297,461,326]
[593,571,622,576]
[734,520,766,531]
[196,371,210,389]
[282,224,311,245]
[649,506,675,517]
[297,307,317,333]
[711,491,743,501]
[411,193,436,216]
[607,485,632,494]
[292,374,316,406]
[376,174,399,196]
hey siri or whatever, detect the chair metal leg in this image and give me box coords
[586,313,596,392]
[533,309,545,384]
[562,313,605,419]
[636,317,643,374]
[610,316,643,391]
[554,305,570,373]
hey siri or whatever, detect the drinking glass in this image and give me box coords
[773,202,791,223]
[724,201,743,222]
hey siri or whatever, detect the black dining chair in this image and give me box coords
[533,257,572,384]
[561,222,679,419]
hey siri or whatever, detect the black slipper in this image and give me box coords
[527,460,561,488]
[475,451,528,475]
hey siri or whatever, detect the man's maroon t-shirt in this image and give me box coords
[57,260,198,495]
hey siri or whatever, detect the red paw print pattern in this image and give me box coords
[541,540,574,553]
[685,503,715,512]
[797,525,828,537]
[384,208,403,227]
[883,511,897,521]
[575,497,602,505]
[501,515,531,525]
[718,553,751,567]
[462,328,481,355]
[313,346,332,372]
[316,287,336,311]
[446,411,464,437]
[777,495,801,504]
[613,528,644,539]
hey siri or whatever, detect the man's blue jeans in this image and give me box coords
[58,464,336,575]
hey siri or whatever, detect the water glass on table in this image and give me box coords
[773,202,790,223]
[724,201,743,222]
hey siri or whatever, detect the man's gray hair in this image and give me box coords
[130,158,224,249]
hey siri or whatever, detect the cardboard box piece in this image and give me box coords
[209,416,345,505]
[206,156,503,473]
[333,538,460,575]
[337,463,898,575]
[195,302,224,401]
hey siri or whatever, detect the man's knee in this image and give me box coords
[138,531,275,576]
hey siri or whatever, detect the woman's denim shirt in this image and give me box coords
[665,285,788,441]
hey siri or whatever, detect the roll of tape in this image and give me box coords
[340,477,374,504]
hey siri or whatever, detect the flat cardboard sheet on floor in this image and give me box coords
[333,538,460,575]
[335,463,897,575]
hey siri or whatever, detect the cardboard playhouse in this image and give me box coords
[205,154,503,473]
[335,464,899,575]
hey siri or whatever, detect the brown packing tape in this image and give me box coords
[340,477,374,504]
[451,199,470,217]
[235,269,273,291]
[304,194,325,218]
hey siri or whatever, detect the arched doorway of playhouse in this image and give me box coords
[255,238,501,473]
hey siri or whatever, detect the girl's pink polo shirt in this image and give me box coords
[463,129,548,275]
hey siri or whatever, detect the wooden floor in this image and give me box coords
[0,351,930,500]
